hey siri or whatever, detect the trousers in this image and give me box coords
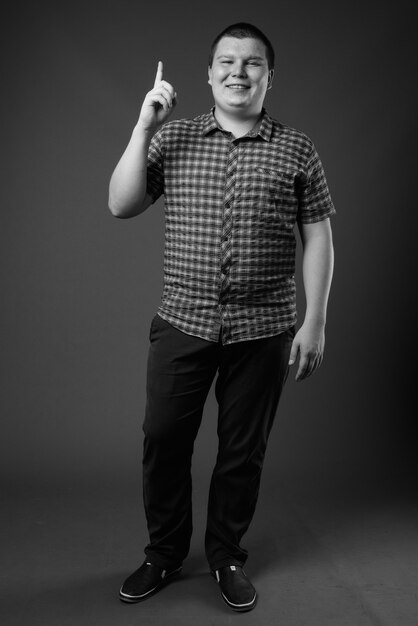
[142,314,294,571]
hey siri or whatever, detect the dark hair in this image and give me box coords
[208,22,275,70]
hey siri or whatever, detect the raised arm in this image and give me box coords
[108,62,177,218]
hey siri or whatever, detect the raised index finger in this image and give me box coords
[153,61,163,87]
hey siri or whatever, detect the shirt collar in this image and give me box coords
[201,107,273,142]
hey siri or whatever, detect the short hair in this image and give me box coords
[208,23,275,70]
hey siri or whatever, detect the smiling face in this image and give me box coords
[208,36,273,119]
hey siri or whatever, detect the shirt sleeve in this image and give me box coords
[298,143,336,224]
[146,128,165,203]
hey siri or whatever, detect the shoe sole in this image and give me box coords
[221,591,257,612]
[119,567,182,603]
[210,570,257,612]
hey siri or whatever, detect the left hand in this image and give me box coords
[288,320,325,381]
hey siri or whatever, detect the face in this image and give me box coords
[208,36,273,117]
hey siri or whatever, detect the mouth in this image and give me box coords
[226,84,250,90]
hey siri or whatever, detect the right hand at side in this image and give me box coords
[137,61,177,132]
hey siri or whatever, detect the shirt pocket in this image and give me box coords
[253,167,295,197]
[251,168,297,228]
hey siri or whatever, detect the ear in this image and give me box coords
[208,66,213,86]
[267,68,274,90]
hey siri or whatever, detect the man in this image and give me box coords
[109,23,335,612]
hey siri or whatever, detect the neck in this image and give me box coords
[213,106,263,138]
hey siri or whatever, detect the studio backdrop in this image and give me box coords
[1,0,416,495]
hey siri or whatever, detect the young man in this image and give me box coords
[109,23,335,612]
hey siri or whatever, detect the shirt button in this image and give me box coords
[225,201,231,209]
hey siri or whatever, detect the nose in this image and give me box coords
[231,62,247,77]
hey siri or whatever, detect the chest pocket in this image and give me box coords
[252,167,295,198]
[248,167,298,229]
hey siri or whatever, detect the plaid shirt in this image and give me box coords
[146,108,335,345]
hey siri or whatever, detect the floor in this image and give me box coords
[1,472,417,626]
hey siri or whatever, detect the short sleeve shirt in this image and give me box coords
[146,108,335,345]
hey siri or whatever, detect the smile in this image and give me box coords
[226,84,250,89]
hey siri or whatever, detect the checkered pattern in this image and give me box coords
[146,108,335,345]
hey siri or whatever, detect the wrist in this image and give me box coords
[303,315,326,328]
[133,121,157,138]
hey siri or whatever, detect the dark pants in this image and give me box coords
[142,314,294,571]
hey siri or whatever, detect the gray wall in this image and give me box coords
[1,0,416,494]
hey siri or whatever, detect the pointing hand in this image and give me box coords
[137,61,177,131]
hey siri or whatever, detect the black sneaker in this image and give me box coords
[119,561,182,603]
[211,565,257,612]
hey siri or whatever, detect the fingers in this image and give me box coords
[154,60,163,87]
[290,337,322,381]
[156,84,176,110]
[289,325,325,381]
[150,93,171,112]
[159,82,176,104]
[289,339,311,380]
[296,351,322,381]
[295,353,307,381]
[150,61,176,111]
[288,340,298,367]
[146,81,176,112]
[138,63,176,130]
[150,61,177,110]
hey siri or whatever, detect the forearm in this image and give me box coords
[301,221,334,326]
[108,124,154,218]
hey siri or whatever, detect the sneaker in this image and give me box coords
[211,565,257,612]
[119,561,182,603]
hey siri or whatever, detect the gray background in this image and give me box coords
[2,0,415,492]
[1,1,417,624]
